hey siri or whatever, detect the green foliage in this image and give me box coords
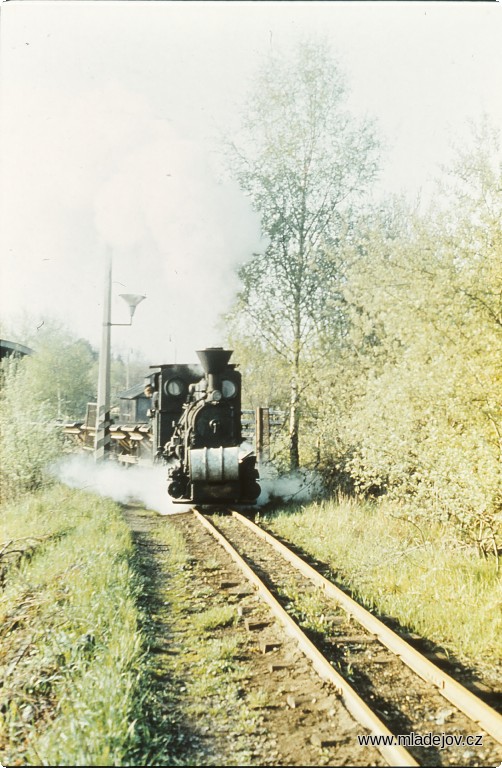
[0,322,150,501]
[0,486,144,766]
[265,497,502,663]
[193,605,236,632]
[229,97,502,550]
[225,39,381,468]
[0,358,63,500]
[22,322,98,420]
[313,124,502,550]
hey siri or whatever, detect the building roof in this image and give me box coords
[0,339,34,359]
[118,382,148,400]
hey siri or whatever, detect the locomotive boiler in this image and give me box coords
[150,348,260,505]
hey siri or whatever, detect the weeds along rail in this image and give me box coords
[230,511,502,739]
[193,508,416,767]
[193,508,502,767]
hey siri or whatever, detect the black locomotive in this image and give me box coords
[149,348,260,505]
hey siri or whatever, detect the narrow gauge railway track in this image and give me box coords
[192,508,502,767]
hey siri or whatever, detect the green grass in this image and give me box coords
[5,485,496,765]
[262,496,502,665]
[138,519,266,765]
[0,485,145,766]
[193,605,237,632]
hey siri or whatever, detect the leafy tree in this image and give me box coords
[0,357,63,499]
[22,323,98,420]
[320,122,502,552]
[226,40,380,468]
[221,329,291,468]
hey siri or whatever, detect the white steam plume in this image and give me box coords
[53,455,323,514]
[1,81,265,363]
[53,454,191,515]
[93,119,265,362]
[256,465,324,506]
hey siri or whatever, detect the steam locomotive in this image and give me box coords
[148,348,260,505]
[64,348,260,505]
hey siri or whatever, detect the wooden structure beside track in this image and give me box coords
[64,402,284,467]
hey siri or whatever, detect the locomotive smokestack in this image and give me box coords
[196,348,232,374]
[196,348,232,393]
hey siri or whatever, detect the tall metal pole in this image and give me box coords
[94,250,112,461]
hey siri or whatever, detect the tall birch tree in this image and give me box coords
[227,40,380,468]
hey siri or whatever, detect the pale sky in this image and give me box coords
[1,0,501,364]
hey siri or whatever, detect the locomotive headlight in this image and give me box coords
[211,389,222,402]
[221,379,236,398]
[165,378,185,396]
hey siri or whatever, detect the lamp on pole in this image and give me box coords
[116,293,147,324]
[94,251,146,462]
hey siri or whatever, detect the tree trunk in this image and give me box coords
[289,375,300,470]
[56,379,62,420]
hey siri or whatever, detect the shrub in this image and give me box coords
[0,358,63,500]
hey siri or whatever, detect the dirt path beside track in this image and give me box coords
[123,503,384,767]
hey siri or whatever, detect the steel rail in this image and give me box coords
[193,508,418,767]
[231,510,502,746]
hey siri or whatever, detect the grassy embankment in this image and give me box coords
[263,497,502,667]
[2,486,500,765]
[1,484,153,766]
[0,485,264,767]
